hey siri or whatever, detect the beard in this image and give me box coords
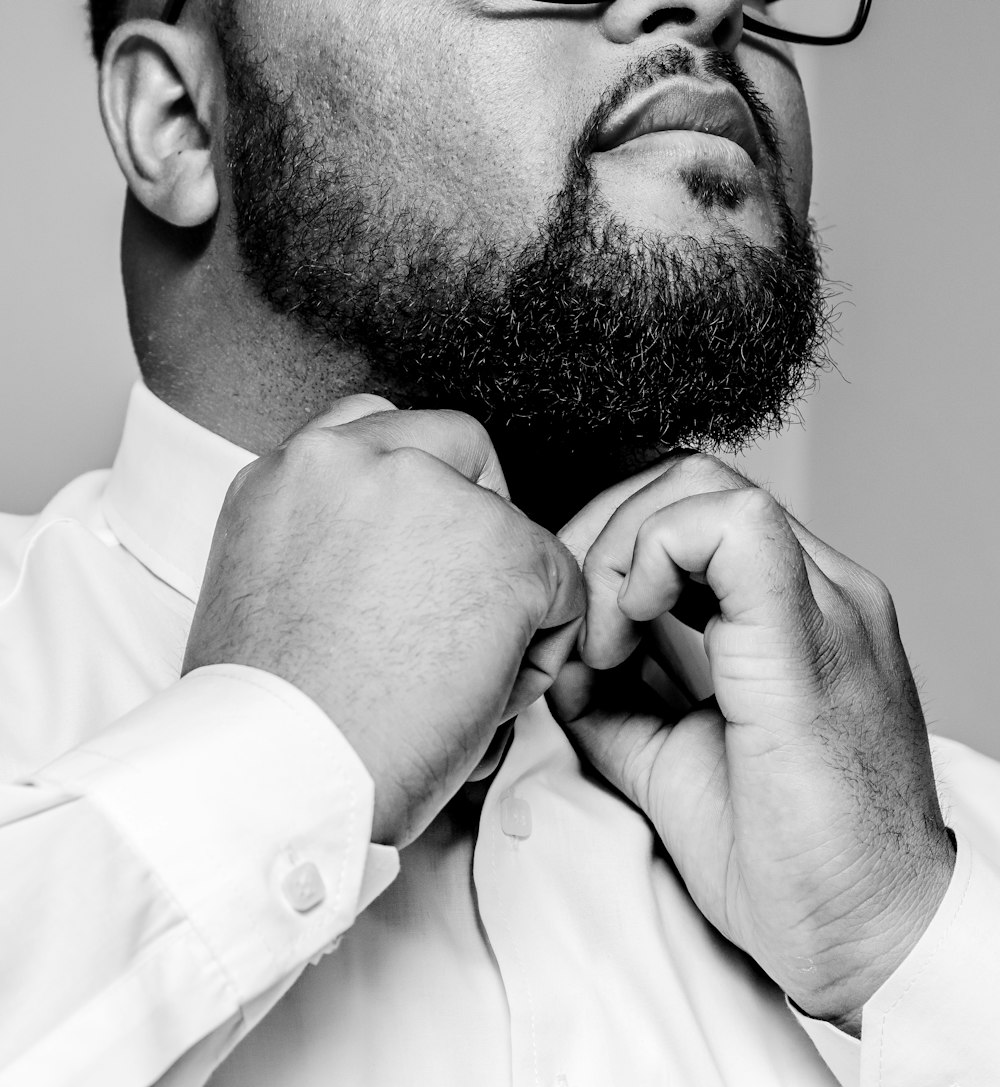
[220,22,832,521]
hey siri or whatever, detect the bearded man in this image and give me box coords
[2,0,999,1084]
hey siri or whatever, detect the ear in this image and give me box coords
[100,19,220,228]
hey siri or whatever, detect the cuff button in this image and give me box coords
[283,862,326,912]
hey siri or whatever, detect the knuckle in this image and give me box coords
[531,539,565,603]
[671,451,720,484]
[633,514,664,555]
[280,426,350,470]
[732,485,780,522]
[437,409,492,450]
[224,440,315,506]
[383,443,438,477]
[339,393,397,416]
[313,394,399,429]
[850,567,897,624]
[582,547,623,597]
[669,451,741,490]
[261,428,379,499]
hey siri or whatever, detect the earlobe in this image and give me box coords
[100,20,219,228]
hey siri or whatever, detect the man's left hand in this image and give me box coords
[552,453,955,1035]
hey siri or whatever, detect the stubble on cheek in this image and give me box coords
[281,15,568,259]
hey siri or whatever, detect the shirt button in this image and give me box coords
[500,795,532,840]
[282,861,326,912]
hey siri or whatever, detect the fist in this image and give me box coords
[185,399,584,845]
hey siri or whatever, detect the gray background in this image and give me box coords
[3,2,998,756]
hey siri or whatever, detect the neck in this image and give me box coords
[126,202,647,527]
[126,196,386,453]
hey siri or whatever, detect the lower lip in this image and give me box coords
[596,129,759,172]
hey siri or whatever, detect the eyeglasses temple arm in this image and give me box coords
[162,0,188,24]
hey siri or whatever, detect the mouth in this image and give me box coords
[593,77,764,166]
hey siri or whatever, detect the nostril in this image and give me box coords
[712,11,743,50]
[642,7,696,33]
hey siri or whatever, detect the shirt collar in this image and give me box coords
[103,382,256,603]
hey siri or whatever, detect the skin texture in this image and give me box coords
[217,26,829,529]
[97,0,955,1040]
[555,454,955,1032]
[184,397,586,845]
[105,0,813,456]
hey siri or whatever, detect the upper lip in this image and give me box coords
[594,78,763,164]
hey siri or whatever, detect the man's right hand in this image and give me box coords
[183,398,585,847]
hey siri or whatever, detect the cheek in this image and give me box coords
[280,2,574,249]
[414,36,572,239]
[737,43,813,224]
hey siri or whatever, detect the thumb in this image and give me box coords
[551,655,689,811]
[561,695,666,815]
[557,456,680,566]
[550,646,693,727]
[502,529,586,719]
[505,620,583,721]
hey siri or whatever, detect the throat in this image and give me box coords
[489,427,665,532]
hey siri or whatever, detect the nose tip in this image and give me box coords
[601,0,743,50]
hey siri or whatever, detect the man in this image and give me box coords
[2,0,999,1084]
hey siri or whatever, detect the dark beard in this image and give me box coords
[221,25,832,525]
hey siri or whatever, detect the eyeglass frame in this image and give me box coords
[160,0,871,47]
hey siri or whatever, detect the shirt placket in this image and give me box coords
[473,703,578,1087]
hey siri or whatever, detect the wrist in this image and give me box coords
[791,828,956,1036]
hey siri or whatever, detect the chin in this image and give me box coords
[610,198,781,251]
[592,162,782,249]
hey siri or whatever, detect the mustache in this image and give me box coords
[576,45,782,164]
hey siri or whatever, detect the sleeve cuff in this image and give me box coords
[30,664,399,1011]
[791,827,1000,1086]
[787,1002,860,1086]
[857,827,1000,1086]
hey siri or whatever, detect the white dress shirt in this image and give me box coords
[2,382,1000,1087]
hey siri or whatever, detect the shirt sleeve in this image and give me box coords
[790,735,1000,1087]
[0,664,399,1087]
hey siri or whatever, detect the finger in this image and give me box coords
[578,453,748,667]
[557,451,693,565]
[254,395,401,499]
[572,450,835,593]
[582,453,750,578]
[503,531,587,717]
[310,393,399,428]
[537,527,588,633]
[331,409,510,499]
[560,694,673,815]
[604,456,848,611]
[509,618,585,718]
[547,658,598,723]
[549,648,691,726]
[617,487,819,636]
[617,528,685,624]
[523,620,582,682]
